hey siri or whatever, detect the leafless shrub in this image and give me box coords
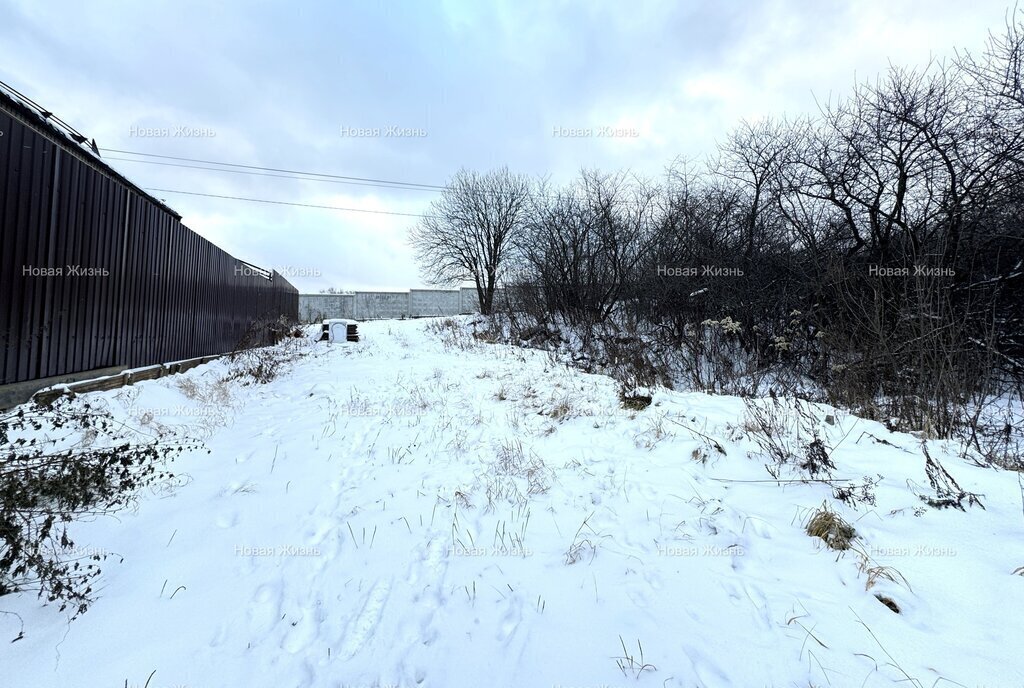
[424,317,476,351]
[223,337,307,386]
[1,400,201,619]
[916,444,985,510]
[833,475,882,508]
[745,395,836,479]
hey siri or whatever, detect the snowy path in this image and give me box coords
[2,319,1023,687]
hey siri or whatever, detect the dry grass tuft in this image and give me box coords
[862,563,908,590]
[482,440,554,510]
[633,414,672,450]
[549,399,571,421]
[805,504,856,550]
[854,550,912,592]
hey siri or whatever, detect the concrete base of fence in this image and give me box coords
[22,355,223,408]
[0,366,127,411]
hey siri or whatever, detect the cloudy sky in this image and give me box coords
[1,0,1016,291]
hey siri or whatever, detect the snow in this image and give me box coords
[2,318,1023,687]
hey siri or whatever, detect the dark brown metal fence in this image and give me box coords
[0,87,298,385]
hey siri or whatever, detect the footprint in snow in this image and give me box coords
[282,609,319,654]
[685,647,731,686]
[406,538,447,586]
[339,579,392,659]
[496,594,523,644]
[209,620,230,648]
[216,509,239,528]
[741,516,775,540]
[248,583,283,635]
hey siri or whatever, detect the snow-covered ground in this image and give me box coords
[2,318,1023,687]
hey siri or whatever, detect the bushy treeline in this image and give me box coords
[496,19,1024,441]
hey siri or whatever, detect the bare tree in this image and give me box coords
[715,118,791,261]
[957,8,1024,111]
[513,170,657,325]
[410,167,531,315]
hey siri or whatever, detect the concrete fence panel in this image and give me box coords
[410,289,461,317]
[299,294,355,321]
[354,292,411,320]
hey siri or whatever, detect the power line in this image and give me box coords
[105,156,441,193]
[102,147,445,191]
[143,187,434,218]
[109,147,559,214]
[102,147,558,201]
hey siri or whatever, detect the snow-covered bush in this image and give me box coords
[0,400,200,618]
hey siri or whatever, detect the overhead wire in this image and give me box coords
[143,187,436,218]
[100,147,445,191]
[108,147,558,216]
[104,156,443,193]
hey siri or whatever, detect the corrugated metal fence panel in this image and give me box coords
[1,107,54,383]
[1,92,298,385]
[44,148,128,377]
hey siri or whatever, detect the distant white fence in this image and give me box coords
[299,288,504,321]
